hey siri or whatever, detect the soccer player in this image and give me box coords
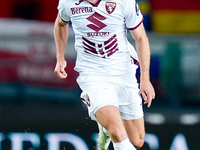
[54,0,155,149]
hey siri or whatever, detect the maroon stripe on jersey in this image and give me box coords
[84,50,91,54]
[105,38,117,50]
[82,34,119,57]
[83,42,97,53]
[107,43,118,52]
[82,36,95,46]
[104,34,116,45]
[99,49,105,55]
[107,48,119,57]
[98,44,102,48]
[128,18,144,30]
[131,56,140,66]
[84,47,98,54]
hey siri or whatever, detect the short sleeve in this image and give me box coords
[57,0,70,22]
[124,0,143,30]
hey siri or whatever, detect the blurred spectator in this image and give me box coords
[12,0,42,20]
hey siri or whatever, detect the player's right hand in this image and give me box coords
[140,80,155,108]
[54,60,67,79]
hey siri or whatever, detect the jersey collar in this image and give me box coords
[86,0,101,7]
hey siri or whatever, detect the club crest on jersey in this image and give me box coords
[105,1,116,14]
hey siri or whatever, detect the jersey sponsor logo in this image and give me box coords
[87,32,109,37]
[86,12,107,32]
[105,1,116,14]
[82,34,119,58]
[71,7,93,15]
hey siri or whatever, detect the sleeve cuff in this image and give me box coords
[127,18,144,30]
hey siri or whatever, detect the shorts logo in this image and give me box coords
[81,94,91,107]
[105,1,116,14]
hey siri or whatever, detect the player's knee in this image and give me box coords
[108,128,126,142]
[134,139,144,149]
[130,137,144,149]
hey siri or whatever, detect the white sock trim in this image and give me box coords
[113,138,137,150]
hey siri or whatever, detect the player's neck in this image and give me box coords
[87,0,99,5]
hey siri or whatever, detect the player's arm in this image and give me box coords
[129,23,155,107]
[54,14,69,79]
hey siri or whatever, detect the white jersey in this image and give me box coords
[58,0,143,75]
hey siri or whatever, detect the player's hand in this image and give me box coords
[54,60,67,79]
[140,80,155,108]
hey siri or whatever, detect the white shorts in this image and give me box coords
[77,71,143,121]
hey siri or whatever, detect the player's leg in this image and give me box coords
[96,121,111,150]
[95,105,127,143]
[122,117,145,148]
[77,75,137,150]
[95,105,137,150]
[117,75,145,148]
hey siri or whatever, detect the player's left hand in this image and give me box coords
[140,80,155,108]
[54,59,67,79]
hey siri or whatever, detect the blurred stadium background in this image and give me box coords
[0,0,200,150]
